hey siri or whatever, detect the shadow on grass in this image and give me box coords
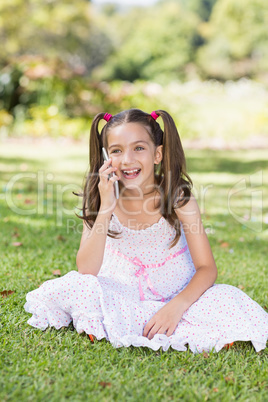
[0,155,87,184]
[187,151,268,175]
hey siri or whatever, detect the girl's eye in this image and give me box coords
[110,146,144,153]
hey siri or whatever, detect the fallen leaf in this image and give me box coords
[88,334,95,343]
[53,269,61,276]
[24,199,34,204]
[57,235,66,242]
[225,376,234,383]
[12,242,23,247]
[220,242,229,248]
[213,388,219,393]
[224,342,234,350]
[203,352,209,358]
[238,285,245,290]
[1,290,15,298]
[99,382,111,388]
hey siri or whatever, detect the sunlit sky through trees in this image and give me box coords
[92,0,157,6]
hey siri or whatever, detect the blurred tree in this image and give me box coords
[0,0,116,115]
[197,0,268,80]
[0,0,112,73]
[101,3,120,16]
[181,0,217,21]
[95,1,200,82]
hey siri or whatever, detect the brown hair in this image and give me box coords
[77,108,192,248]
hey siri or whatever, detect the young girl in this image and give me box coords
[24,109,268,353]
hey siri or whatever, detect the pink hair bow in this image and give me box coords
[104,113,113,122]
[151,111,159,120]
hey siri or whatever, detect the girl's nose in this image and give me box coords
[121,150,134,165]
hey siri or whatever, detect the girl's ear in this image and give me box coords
[154,145,163,165]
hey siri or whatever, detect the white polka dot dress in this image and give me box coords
[24,213,268,353]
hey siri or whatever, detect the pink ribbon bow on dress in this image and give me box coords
[106,244,188,302]
[132,257,165,302]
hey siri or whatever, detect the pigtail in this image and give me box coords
[154,110,192,247]
[77,112,121,238]
[74,112,104,227]
[73,113,104,223]
[82,113,105,227]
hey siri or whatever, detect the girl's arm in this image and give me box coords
[76,158,119,275]
[172,194,218,310]
[76,210,112,275]
[143,194,218,339]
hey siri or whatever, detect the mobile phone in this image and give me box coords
[102,147,119,199]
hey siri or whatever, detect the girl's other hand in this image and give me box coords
[98,158,119,213]
[143,298,184,340]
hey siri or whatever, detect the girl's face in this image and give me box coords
[107,123,163,195]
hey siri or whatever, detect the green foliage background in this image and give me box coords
[0,0,268,142]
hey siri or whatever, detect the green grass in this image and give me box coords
[0,140,268,401]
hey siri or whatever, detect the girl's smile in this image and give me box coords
[107,122,162,194]
[121,168,141,179]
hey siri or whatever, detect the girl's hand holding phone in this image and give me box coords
[98,158,119,213]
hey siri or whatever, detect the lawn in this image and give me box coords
[0,139,268,401]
